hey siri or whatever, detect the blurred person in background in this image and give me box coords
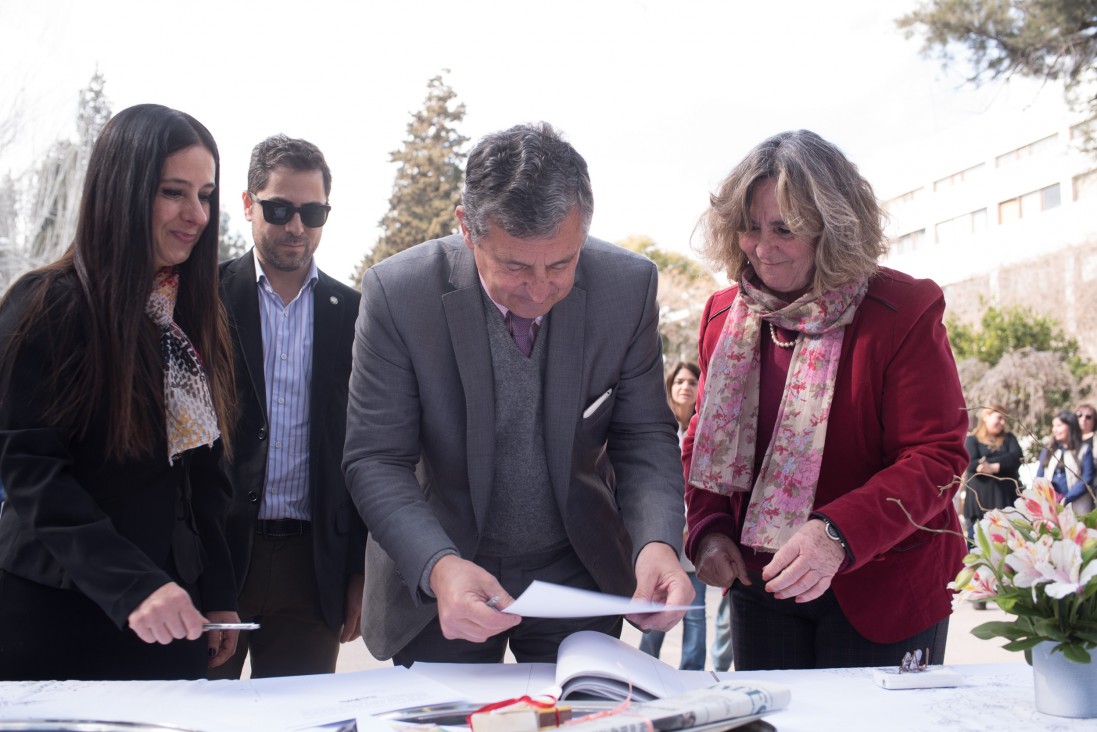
[1036,410,1095,514]
[1074,403,1095,449]
[640,362,708,670]
[962,404,1023,609]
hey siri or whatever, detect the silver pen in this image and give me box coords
[203,622,260,630]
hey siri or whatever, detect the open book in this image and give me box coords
[511,631,790,731]
[554,631,738,703]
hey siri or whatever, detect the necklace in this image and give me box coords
[769,321,797,349]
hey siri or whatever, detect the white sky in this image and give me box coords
[0,0,1075,285]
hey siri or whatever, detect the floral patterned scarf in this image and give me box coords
[146,268,220,464]
[689,268,868,551]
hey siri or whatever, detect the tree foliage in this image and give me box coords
[949,303,1094,437]
[217,210,247,263]
[352,73,468,284]
[0,71,111,294]
[617,235,718,363]
[948,303,1087,376]
[898,1,1097,133]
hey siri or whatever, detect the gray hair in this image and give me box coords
[698,129,886,293]
[461,122,593,240]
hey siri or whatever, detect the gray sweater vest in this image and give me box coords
[478,301,568,555]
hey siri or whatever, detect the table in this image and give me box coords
[0,662,1088,731]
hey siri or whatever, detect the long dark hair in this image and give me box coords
[1040,410,1083,472]
[1,104,235,460]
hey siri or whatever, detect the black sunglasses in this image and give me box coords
[1078,412,1095,420]
[250,193,330,228]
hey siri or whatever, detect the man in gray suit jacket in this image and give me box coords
[344,123,691,664]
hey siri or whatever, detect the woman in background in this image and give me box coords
[962,404,1023,609]
[639,362,708,669]
[0,104,239,680]
[963,404,1024,536]
[1036,410,1095,514]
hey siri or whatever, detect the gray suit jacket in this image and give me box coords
[344,235,683,660]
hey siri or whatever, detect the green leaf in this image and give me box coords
[1002,637,1043,652]
[1062,644,1093,664]
[971,621,1027,641]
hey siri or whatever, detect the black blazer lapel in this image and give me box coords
[222,253,267,422]
[310,273,342,451]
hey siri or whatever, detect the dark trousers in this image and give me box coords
[208,530,338,679]
[731,570,949,670]
[394,543,622,666]
[0,570,207,681]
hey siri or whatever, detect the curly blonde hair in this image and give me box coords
[697,130,887,293]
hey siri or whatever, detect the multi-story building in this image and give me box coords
[880,98,1097,356]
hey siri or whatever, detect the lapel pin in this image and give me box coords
[330,296,339,305]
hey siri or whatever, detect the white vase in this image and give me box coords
[1031,640,1097,718]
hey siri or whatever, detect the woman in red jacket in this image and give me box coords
[685,130,968,670]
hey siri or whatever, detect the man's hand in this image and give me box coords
[429,555,521,643]
[761,519,845,603]
[341,573,365,643]
[127,582,206,645]
[205,610,241,668]
[694,533,751,590]
[627,542,694,632]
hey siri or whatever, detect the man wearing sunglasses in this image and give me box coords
[212,135,365,678]
[345,123,691,665]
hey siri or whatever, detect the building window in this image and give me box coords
[1069,119,1095,142]
[1074,170,1097,201]
[893,229,925,255]
[935,210,985,245]
[998,183,1061,223]
[996,134,1059,168]
[886,187,924,207]
[933,163,985,192]
[1042,183,1061,210]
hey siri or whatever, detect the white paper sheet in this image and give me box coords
[501,581,700,618]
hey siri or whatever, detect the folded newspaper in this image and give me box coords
[563,679,791,732]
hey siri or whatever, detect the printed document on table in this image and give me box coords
[501,580,701,618]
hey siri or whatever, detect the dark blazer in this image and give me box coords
[344,235,685,660]
[219,252,365,632]
[685,268,969,645]
[962,432,1023,522]
[0,270,236,628]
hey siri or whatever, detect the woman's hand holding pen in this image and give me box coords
[127,582,207,645]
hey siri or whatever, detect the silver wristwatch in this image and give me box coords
[822,518,847,549]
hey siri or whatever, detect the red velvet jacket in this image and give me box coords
[684,268,968,644]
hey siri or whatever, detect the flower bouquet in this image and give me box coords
[950,478,1097,664]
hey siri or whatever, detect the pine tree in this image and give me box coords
[218,210,247,262]
[0,71,111,292]
[352,73,468,284]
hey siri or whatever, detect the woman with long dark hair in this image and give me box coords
[1036,410,1095,514]
[0,104,239,680]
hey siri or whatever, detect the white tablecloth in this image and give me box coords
[0,661,1089,731]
